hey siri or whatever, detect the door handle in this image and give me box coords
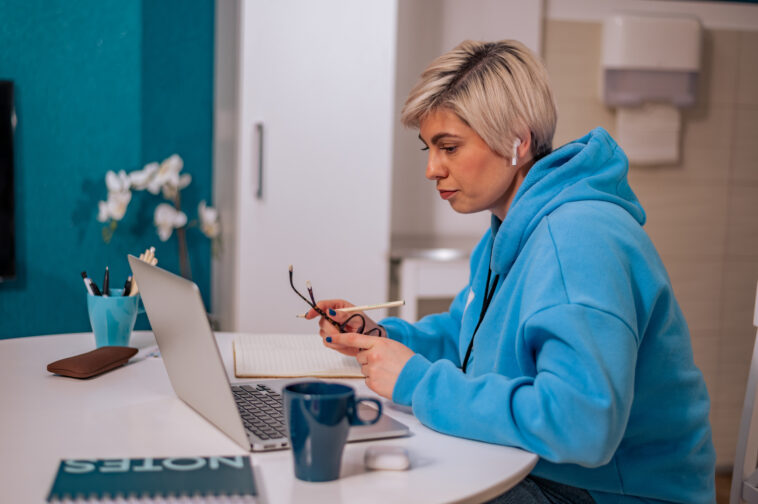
[255,122,264,199]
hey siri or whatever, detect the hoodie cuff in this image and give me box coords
[392,353,432,406]
[379,317,405,342]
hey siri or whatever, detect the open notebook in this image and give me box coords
[233,333,363,378]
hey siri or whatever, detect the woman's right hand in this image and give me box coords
[304,299,383,356]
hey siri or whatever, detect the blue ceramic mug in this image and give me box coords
[283,382,382,482]
[87,288,144,348]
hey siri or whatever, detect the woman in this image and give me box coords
[306,40,715,503]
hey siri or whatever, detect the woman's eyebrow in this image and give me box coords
[418,132,463,145]
[431,132,462,144]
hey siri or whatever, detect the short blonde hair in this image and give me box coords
[401,40,557,160]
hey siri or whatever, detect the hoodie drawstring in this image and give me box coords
[462,266,499,373]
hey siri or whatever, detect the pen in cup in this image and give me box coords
[81,271,102,296]
[102,266,110,297]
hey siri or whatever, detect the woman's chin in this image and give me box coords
[447,200,481,215]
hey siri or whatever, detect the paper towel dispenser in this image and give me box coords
[602,14,702,106]
[602,13,702,164]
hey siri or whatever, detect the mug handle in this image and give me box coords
[349,397,382,426]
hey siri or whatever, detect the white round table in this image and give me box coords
[0,331,537,503]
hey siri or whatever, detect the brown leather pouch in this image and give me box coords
[47,346,138,379]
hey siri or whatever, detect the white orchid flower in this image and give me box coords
[178,173,192,189]
[162,153,183,174]
[97,200,110,222]
[105,170,130,193]
[146,171,165,195]
[99,170,133,222]
[146,166,171,195]
[198,201,220,238]
[161,172,192,201]
[97,189,132,222]
[147,155,181,194]
[153,203,187,241]
[162,185,176,200]
[107,190,132,221]
[97,154,214,250]
[146,154,187,199]
[129,162,158,190]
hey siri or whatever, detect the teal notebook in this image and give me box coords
[47,456,258,503]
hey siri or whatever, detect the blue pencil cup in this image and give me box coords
[283,382,382,482]
[87,288,144,348]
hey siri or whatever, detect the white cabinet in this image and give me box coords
[213,0,397,332]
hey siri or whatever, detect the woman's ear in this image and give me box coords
[511,138,521,166]
[513,132,533,166]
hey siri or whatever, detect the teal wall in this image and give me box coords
[0,0,215,338]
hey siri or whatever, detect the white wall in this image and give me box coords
[441,0,543,54]
[390,0,442,238]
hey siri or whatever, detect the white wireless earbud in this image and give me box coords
[512,138,521,166]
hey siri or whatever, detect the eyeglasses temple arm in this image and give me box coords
[289,269,342,331]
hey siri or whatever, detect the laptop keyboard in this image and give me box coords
[232,384,287,440]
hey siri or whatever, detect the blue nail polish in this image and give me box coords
[326,336,332,343]
[328,309,336,316]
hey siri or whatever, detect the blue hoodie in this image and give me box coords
[382,128,716,503]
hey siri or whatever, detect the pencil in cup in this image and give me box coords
[128,247,157,296]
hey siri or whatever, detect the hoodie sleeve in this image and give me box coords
[393,303,638,468]
[380,283,470,364]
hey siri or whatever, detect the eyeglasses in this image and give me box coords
[288,265,382,336]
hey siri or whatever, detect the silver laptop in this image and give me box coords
[128,255,410,451]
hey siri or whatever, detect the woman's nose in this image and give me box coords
[425,153,446,180]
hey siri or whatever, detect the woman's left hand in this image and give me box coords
[326,332,415,400]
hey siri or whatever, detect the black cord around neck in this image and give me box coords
[461,266,499,373]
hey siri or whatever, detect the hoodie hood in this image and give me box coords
[491,127,645,274]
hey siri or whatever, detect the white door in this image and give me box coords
[233,0,397,333]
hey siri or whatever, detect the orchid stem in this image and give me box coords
[174,193,192,280]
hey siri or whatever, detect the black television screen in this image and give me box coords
[0,81,15,281]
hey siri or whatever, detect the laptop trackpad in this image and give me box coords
[347,402,410,442]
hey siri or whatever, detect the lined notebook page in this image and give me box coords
[233,334,363,378]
